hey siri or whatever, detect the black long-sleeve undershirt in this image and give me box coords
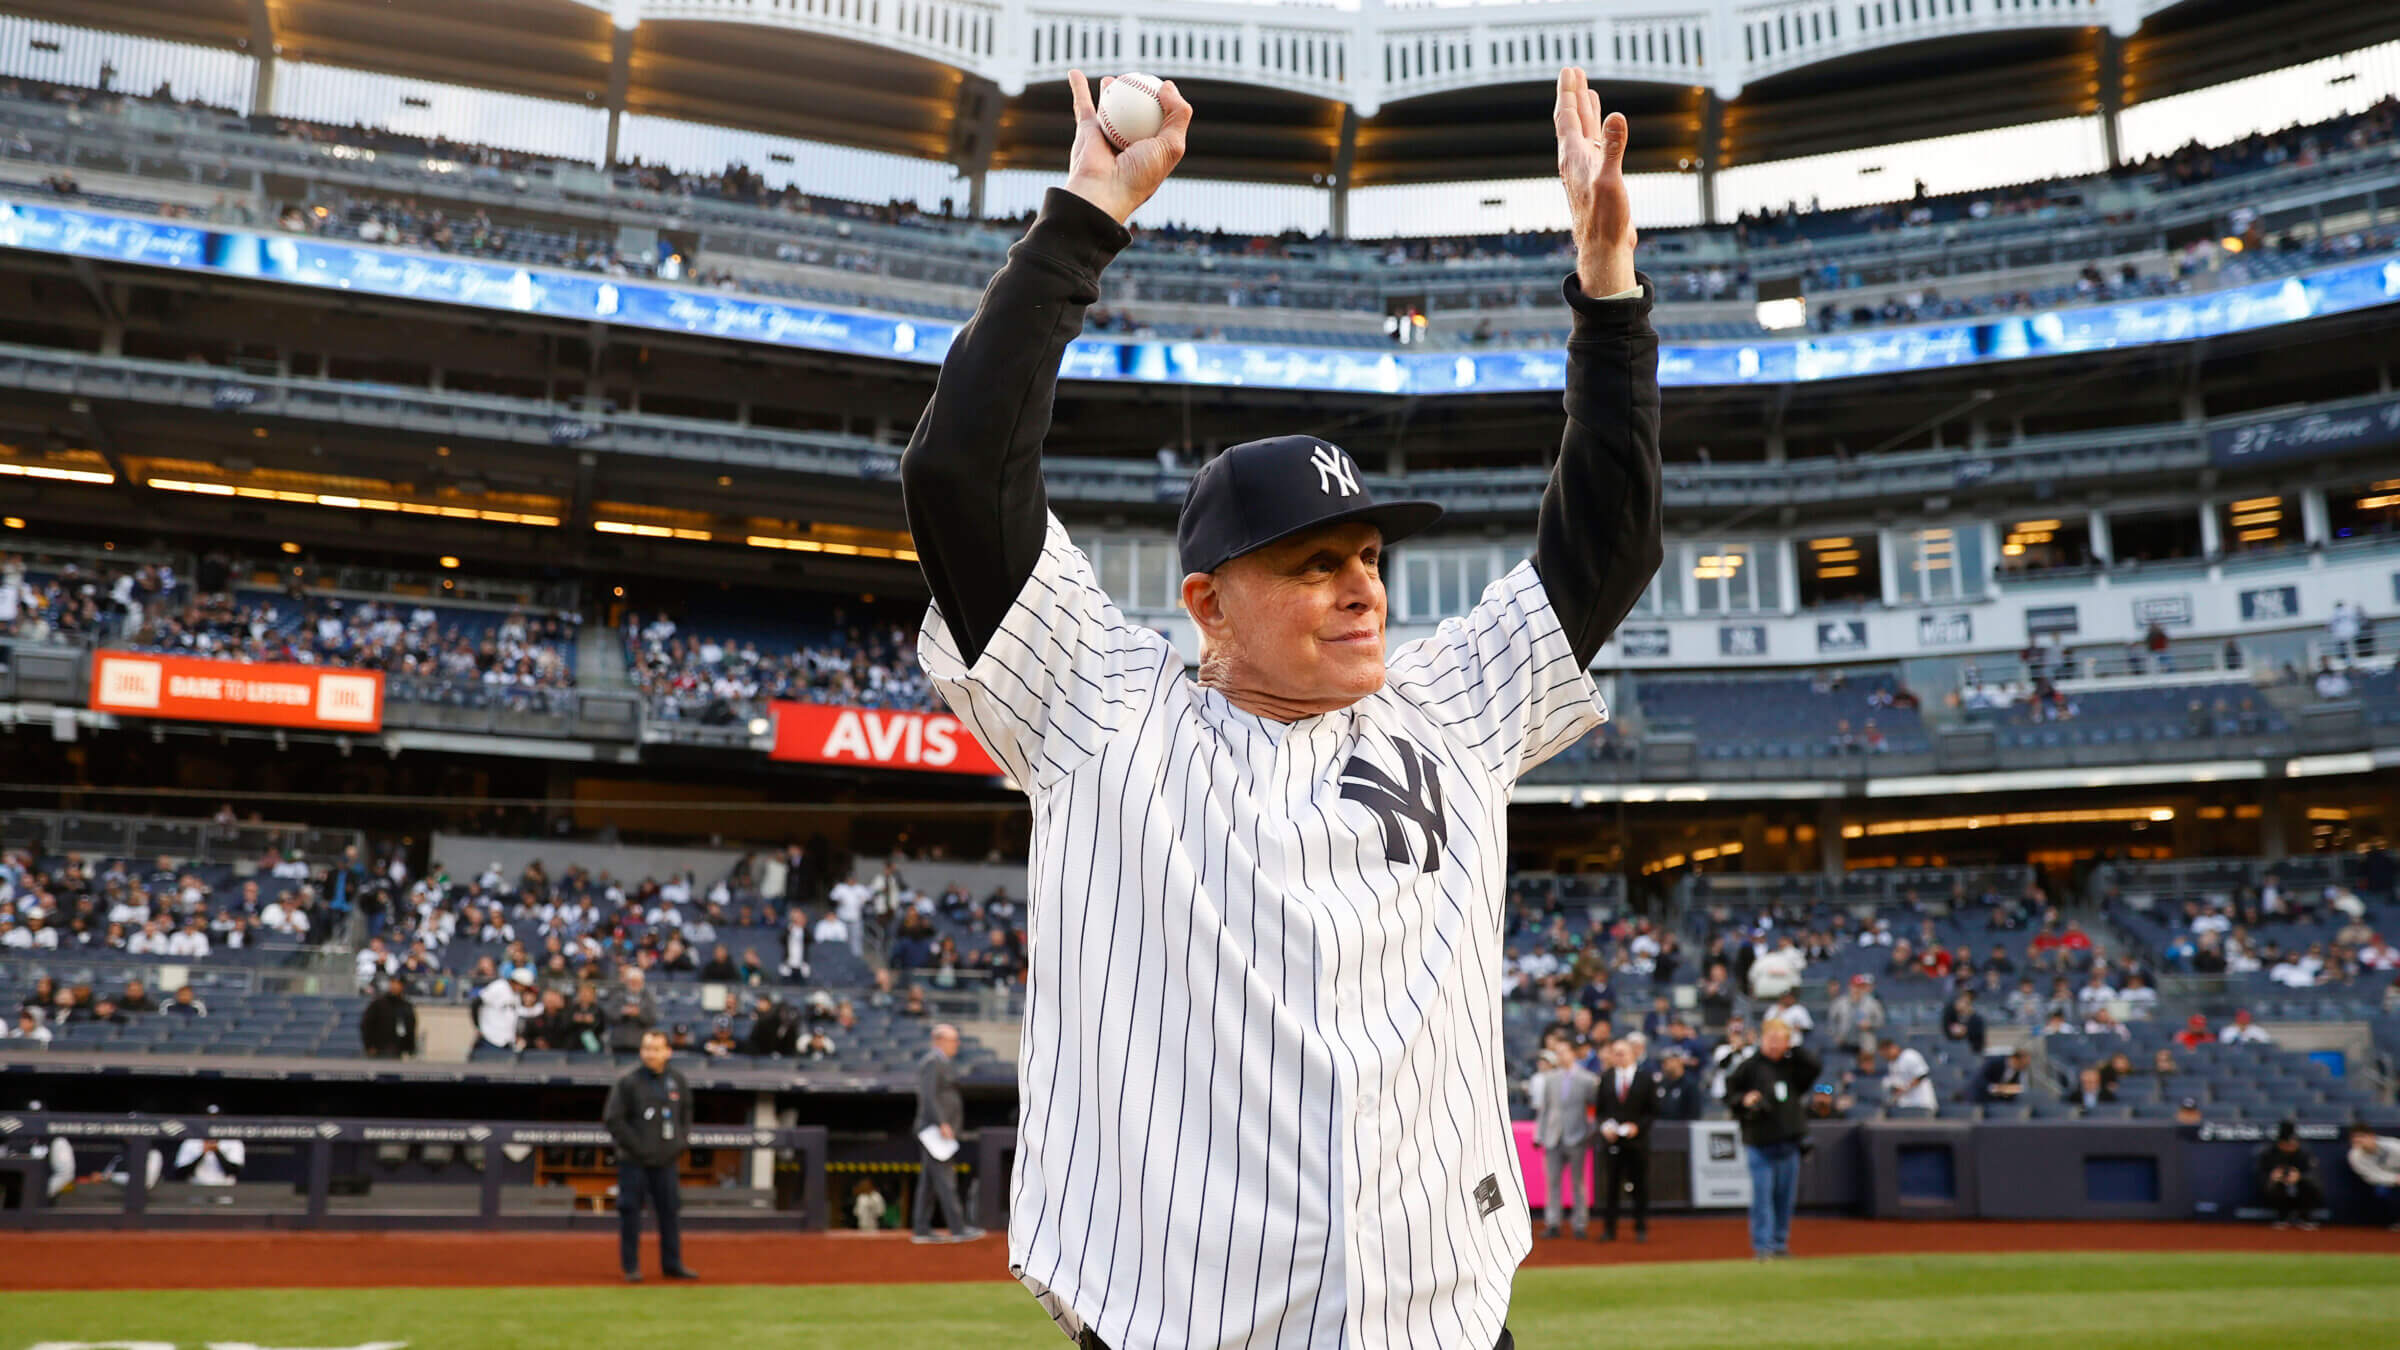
[901,188,1129,668]
[901,188,1665,671]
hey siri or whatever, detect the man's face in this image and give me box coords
[1185,522,1387,710]
[639,1033,671,1072]
[1760,1023,1792,1059]
[2080,1069,2101,1092]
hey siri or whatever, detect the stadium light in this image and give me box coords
[0,460,113,485]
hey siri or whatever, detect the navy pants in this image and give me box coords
[617,1162,684,1275]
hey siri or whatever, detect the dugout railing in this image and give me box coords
[0,1111,830,1232]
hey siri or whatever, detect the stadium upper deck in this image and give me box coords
[17,0,2400,197]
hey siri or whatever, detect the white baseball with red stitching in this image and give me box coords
[1096,72,1164,151]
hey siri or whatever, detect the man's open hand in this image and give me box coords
[1064,70,1192,226]
[1555,67,1636,296]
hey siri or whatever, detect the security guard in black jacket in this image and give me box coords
[604,1029,699,1282]
[1722,1020,1822,1260]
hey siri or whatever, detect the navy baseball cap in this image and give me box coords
[1177,435,1443,577]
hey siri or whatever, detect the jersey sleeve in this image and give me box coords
[918,512,1169,790]
[1384,559,1607,789]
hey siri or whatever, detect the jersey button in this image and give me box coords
[1355,1087,1378,1114]
[1337,986,1360,1010]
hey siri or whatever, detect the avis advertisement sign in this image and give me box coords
[769,701,1001,775]
[89,654,384,731]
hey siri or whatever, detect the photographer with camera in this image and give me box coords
[1723,1019,1821,1261]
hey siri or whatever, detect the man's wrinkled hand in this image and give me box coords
[1063,70,1192,226]
[1554,67,1635,296]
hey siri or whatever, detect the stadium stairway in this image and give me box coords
[575,625,634,691]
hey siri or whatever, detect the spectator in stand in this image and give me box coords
[1653,1047,1704,1121]
[476,968,530,1050]
[608,969,661,1053]
[2221,1009,2273,1044]
[741,994,798,1057]
[2005,977,2044,1025]
[2176,1013,2214,1051]
[2072,1066,2116,1112]
[1941,990,1987,1055]
[699,944,738,981]
[1763,989,1813,1045]
[163,985,207,1018]
[2345,1122,2400,1231]
[4,1008,50,1045]
[1881,1037,1937,1113]
[565,984,608,1052]
[2257,1120,2324,1230]
[1695,962,1737,1031]
[1978,1047,2033,1103]
[361,975,417,1058]
[115,979,156,1013]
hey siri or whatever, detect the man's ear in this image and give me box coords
[1181,571,1225,637]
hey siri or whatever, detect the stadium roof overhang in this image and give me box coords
[26,0,2400,189]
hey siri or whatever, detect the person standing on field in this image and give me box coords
[1724,1020,1821,1260]
[912,1021,984,1245]
[605,1028,699,1282]
[900,62,1660,1349]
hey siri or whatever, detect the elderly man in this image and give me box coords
[1528,1043,1599,1239]
[899,66,1660,1350]
[912,1022,982,1245]
[1725,1020,1821,1261]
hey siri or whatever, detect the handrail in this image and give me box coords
[17,341,2394,513]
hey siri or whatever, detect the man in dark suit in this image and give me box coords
[1977,1046,2032,1103]
[1592,1037,1659,1241]
[603,1029,699,1282]
[912,1022,985,1244]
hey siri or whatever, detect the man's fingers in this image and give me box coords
[1068,69,1096,124]
[1553,68,1580,140]
[1158,78,1194,153]
[1600,110,1629,172]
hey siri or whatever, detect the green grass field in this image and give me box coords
[8,1253,2398,1349]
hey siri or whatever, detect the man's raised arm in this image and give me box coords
[1531,67,1665,667]
[900,71,1191,667]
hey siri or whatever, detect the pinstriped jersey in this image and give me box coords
[919,514,1606,1350]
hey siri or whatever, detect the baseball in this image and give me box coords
[1096,72,1165,150]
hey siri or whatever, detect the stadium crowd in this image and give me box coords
[621,612,936,722]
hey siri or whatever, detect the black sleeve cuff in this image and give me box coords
[1562,270,1656,337]
[1022,187,1135,277]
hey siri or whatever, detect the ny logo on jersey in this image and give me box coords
[1339,738,1448,873]
[1310,443,1359,497]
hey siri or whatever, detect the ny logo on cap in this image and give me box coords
[1311,443,1359,498]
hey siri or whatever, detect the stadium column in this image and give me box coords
[2300,488,2330,549]
[246,0,277,115]
[1329,107,1360,239]
[1697,92,1724,225]
[604,24,635,168]
[1817,800,1844,875]
[2095,30,2125,170]
[947,77,1004,221]
[750,1094,779,1190]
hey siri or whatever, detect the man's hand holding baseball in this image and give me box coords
[1064,69,1192,225]
[1555,66,1636,297]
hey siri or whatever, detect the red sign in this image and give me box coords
[89,653,385,732]
[768,701,1001,776]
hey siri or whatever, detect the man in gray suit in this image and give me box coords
[913,1022,985,1244]
[1529,1043,1601,1239]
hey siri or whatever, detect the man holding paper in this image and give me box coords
[914,1021,985,1244]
